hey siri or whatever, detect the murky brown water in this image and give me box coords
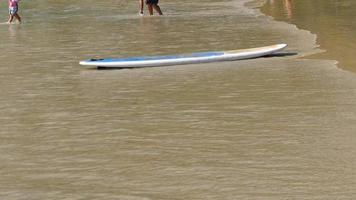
[261,0,356,73]
[1,0,356,199]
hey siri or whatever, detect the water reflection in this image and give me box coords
[283,0,293,19]
[138,17,163,49]
[7,24,21,40]
[267,0,294,19]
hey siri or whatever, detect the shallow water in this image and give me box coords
[261,0,356,72]
[1,0,356,199]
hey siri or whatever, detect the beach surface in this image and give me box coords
[0,0,355,199]
[261,0,356,73]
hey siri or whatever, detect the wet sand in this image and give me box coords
[260,0,356,73]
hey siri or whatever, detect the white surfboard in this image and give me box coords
[79,44,287,68]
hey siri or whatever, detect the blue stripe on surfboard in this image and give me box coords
[87,51,224,63]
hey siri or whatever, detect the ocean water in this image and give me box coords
[0,0,355,199]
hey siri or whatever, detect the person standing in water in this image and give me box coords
[139,0,163,16]
[7,0,21,23]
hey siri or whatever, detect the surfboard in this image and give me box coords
[79,44,287,68]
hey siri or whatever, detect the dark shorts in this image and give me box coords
[9,6,18,15]
[145,0,159,5]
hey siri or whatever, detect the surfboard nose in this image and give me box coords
[278,43,288,49]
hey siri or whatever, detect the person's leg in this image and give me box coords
[7,15,14,23]
[139,0,144,15]
[147,4,154,15]
[14,13,21,23]
[153,4,163,15]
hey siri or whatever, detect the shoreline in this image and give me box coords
[255,0,356,73]
[245,0,323,58]
[245,0,324,62]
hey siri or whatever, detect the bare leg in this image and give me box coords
[147,4,154,15]
[14,13,21,23]
[139,0,144,15]
[153,4,163,15]
[7,15,14,23]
